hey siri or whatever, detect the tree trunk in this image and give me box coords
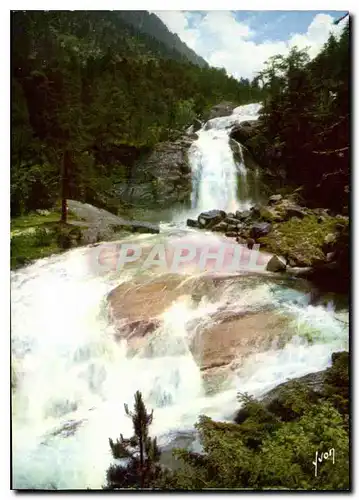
[61,149,70,223]
[139,432,144,489]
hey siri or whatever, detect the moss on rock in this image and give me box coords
[259,214,340,267]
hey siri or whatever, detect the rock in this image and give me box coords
[36,209,51,216]
[67,200,160,241]
[123,137,193,208]
[225,231,237,238]
[197,310,292,371]
[286,266,313,277]
[235,210,251,221]
[250,205,261,218]
[258,370,327,409]
[326,252,336,262]
[227,224,237,232]
[266,255,286,273]
[192,118,202,133]
[235,351,348,424]
[259,206,282,222]
[229,120,260,144]
[198,210,226,229]
[212,221,228,232]
[250,222,272,240]
[271,199,308,221]
[187,218,199,228]
[247,238,255,249]
[268,194,282,204]
[227,212,235,218]
[225,217,240,225]
[285,206,307,219]
[207,102,237,120]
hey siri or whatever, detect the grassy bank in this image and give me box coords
[11,211,84,269]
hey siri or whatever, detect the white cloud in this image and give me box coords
[153,11,346,80]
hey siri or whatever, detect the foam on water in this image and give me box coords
[11,102,348,489]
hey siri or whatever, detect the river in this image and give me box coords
[11,103,349,489]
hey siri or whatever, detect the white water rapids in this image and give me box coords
[11,103,349,490]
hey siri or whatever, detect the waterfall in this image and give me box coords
[11,103,348,490]
[189,103,261,213]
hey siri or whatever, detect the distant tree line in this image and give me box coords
[11,10,264,217]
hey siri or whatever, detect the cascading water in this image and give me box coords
[11,103,348,490]
[190,103,261,213]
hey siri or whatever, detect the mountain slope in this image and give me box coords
[116,11,208,67]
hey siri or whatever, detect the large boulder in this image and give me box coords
[250,222,272,240]
[67,199,159,244]
[235,210,251,221]
[212,221,228,232]
[268,194,282,204]
[230,120,260,144]
[225,216,241,226]
[187,218,200,228]
[198,209,226,228]
[266,255,286,273]
[196,310,292,371]
[207,102,237,120]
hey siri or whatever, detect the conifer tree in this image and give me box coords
[105,391,162,490]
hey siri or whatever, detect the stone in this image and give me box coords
[250,222,272,240]
[229,120,260,144]
[235,210,251,220]
[268,194,282,204]
[326,252,336,262]
[250,205,262,218]
[197,310,292,372]
[259,206,282,222]
[198,209,226,228]
[187,218,199,228]
[192,118,202,133]
[208,102,237,120]
[247,238,255,249]
[266,255,286,273]
[225,217,240,225]
[227,224,237,232]
[212,221,228,232]
[36,209,50,216]
[120,137,193,208]
[225,231,237,238]
[67,200,160,238]
[286,266,313,277]
[285,207,307,219]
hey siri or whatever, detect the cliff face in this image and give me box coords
[114,136,193,209]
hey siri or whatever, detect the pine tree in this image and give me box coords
[105,391,163,490]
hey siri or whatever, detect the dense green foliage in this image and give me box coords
[247,21,349,213]
[11,10,263,216]
[109,353,349,490]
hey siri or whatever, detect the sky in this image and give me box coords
[152,10,348,80]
